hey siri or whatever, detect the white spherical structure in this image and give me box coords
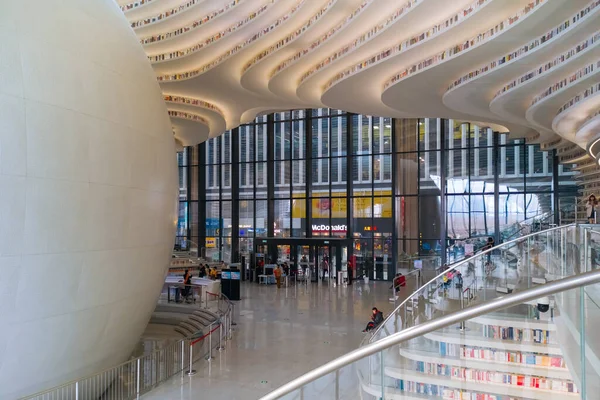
[0,0,177,397]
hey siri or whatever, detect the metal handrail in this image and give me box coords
[367,223,576,342]
[261,268,600,400]
[21,285,235,400]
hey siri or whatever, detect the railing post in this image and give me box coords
[561,228,566,277]
[75,381,79,400]
[459,291,466,331]
[136,358,141,394]
[584,228,590,273]
[187,341,196,376]
[180,340,185,371]
[206,323,214,362]
[527,237,532,288]
[218,322,225,351]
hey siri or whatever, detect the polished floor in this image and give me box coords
[140,279,400,399]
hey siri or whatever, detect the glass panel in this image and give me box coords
[221,201,232,237]
[292,198,306,237]
[419,151,441,195]
[255,200,268,237]
[239,200,253,237]
[418,118,441,151]
[274,161,290,198]
[292,119,305,159]
[470,194,495,237]
[274,200,290,237]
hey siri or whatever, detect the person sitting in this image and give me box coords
[209,267,218,280]
[362,307,384,332]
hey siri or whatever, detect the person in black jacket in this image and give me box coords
[362,307,384,332]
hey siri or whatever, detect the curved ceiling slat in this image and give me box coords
[118,0,600,178]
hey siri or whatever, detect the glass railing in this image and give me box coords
[368,224,575,345]
[445,213,554,265]
[364,223,598,399]
[263,224,600,400]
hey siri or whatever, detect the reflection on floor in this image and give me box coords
[140,279,398,400]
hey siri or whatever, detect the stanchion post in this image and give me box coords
[459,292,466,331]
[228,311,233,340]
[136,358,141,394]
[222,315,228,342]
[75,381,79,400]
[180,340,185,371]
[217,323,225,351]
[186,341,196,376]
[206,323,214,362]
[231,303,237,326]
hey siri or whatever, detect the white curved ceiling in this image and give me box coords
[119,0,600,170]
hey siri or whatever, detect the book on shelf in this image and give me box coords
[439,342,565,368]
[415,361,577,393]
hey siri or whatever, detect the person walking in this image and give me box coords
[274,264,283,288]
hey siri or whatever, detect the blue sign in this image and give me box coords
[206,218,220,229]
[231,272,241,280]
[221,271,231,279]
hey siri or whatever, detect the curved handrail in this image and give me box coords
[368,223,575,342]
[21,282,234,399]
[260,268,600,400]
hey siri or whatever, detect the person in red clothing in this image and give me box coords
[391,273,406,294]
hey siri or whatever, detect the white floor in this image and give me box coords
[140,279,398,400]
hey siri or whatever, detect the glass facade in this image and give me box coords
[176,110,579,280]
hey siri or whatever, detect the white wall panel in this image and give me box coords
[0,0,177,397]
